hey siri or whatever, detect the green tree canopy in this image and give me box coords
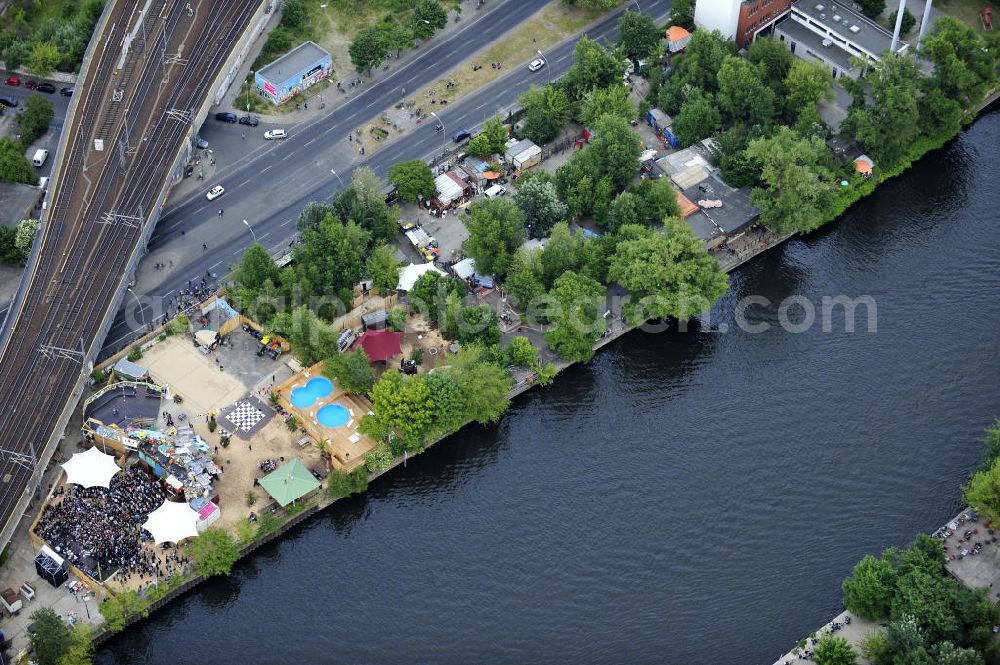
[388,159,436,203]
[0,136,35,184]
[293,214,371,303]
[369,370,435,447]
[591,113,643,191]
[784,59,833,122]
[745,126,833,234]
[59,624,94,665]
[518,84,570,145]
[963,455,1000,523]
[889,7,916,34]
[922,16,997,109]
[544,270,606,362]
[507,336,538,366]
[28,41,60,76]
[608,221,728,321]
[513,175,568,239]
[188,527,241,577]
[409,270,464,324]
[349,26,391,74]
[17,94,54,148]
[670,88,721,147]
[28,607,72,665]
[617,10,661,61]
[814,635,859,665]
[842,552,899,620]
[271,306,338,365]
[324,349,375,395]
[748,36,793,95]
[847,54,922,166]
[423,371,467,435]
[366,244,401,293]
[506,248,545,309]
[411,0,447,40]
[579,84,635,128]
[463,197,527,277]
[442,346,511,424]
[857,0,885,17]
[563,37,626,101]
[716,55,775,126]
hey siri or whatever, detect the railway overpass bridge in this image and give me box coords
[0,0,265,553]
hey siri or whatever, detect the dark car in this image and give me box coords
[37,82,55,94]
[238,115,258,127]
[0,96,18,108]
[215,111,238,123]
[24,80,37,90]
[452,129,472,143]
[60,87,74,96]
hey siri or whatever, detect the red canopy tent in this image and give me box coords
[353,329,403,363]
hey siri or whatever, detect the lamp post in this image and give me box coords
[430,111,445,156]
[537,49,551,83]
[246,71,254,112]
[331,169,344,188]
[632,0,642,13]
[127,287,145,327]
[242,219,258,243]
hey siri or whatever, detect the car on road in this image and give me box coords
[37,82,55,94]
[205,185,225,201]
[195,136,209,149]
[24,80,37,90]
[214,111,237,123]
[60,87,74,96]
[528,58,545,72]
[4,76,20,86]
[0,96,18,108]
[452,129,472,143]
[263,129,286,140]
[238,115,258,127]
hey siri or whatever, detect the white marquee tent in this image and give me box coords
[142,500,201,545]
[397,262,446,292]
[61,446,121,489]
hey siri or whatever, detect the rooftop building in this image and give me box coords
[694,0,794,48]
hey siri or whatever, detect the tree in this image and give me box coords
[59,625,94,665]
[349,26,390,74]
[388,159,436,203]
[271,306,338,365]
[857,0,885,17]
[889,7,916,34]
[369,370,435,447]
[748,37,793,95]
[667,0,695,28]
[424,371,467,434]
[479,115,509,154]
[188,527,240,577]
[293,215,371,302]
[455,305,501,347]
[280,0,307,29]
[409,271,464,324]
[506,248,545,309]
[631,177,680,226]
[0,136,35,184]
[296,201,335,232]
[963,456,1000,523]
[813,635,859,665]
[848,54,921,166]
[935,641,984,665]
[842,553,898,620]
[617,10,661,61]
[15,218,38,257]
[579,84,635,128]
[463,197,527,277]
[412,0,447,40]
[232,243,279,292]
[507,336,538,366]
[28,41,61,77]
[544,270,606,362]
[519,84,571,145]
[784,59,833,122]
[444,346,511,424]
[17,94,54,148]
[922,17,996,109]
[324,349,375,394]
[716,55,775,126]
[608,221,728,321]
[540,222,585,286]
[28,608,72,665]
[890,571,962,645]
[366,244,400,293]
[514,176,567,239]
[745,126,833,234]
[562,0,617,8]
[591,113,643,191]
[563,37,626,101]
[671,89,722,147]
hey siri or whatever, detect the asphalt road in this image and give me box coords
[101,0,671,356]
[1,72,75,178]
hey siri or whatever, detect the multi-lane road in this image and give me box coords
[103,0,672,355]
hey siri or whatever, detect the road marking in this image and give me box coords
[261,165,273,173]
[280,218,294,227]
[210,260,224,270]
[475,101,490,110]
[282,152,295,161]
[238,177,252,187]
[304,137,318,147]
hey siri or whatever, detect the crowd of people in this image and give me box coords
[36,466,170,580]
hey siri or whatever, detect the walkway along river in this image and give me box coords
[96,107,1000,664]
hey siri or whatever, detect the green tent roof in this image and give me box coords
[259,458,320,507]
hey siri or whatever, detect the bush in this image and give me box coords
[410,346,424,365]
[90,369,107,384]
[364,441,394,473]
[207,417,217,433]
[285,415,300,431]
[187,527,240,577]
[327,468,369,499]
[16,95,54,148]
[127,346,143,361]
[220,434,231,448]
[388,307,407,332]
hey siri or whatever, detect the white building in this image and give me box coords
[694,0,742,41]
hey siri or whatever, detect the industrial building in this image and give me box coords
[254,41,332,105]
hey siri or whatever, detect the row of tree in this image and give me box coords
[0,0,105,75]
[349,0,449,75]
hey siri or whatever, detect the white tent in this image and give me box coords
[61,446,121,489]
[397,262,446,292]
[434,172,465,206]
[452,258,476,280]
[142,500,201,545]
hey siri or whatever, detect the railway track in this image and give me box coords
[0,0,260,550]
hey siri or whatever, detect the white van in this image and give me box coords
[484,184,507,199]
[32,149,48,167]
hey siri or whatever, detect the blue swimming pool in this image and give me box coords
[290,377,333,408]
[316,403,350,428]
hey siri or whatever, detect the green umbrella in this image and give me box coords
[259,458,320,507]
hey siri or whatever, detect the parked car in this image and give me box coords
[238,115,258,127]
[4,76,20,86]
[60,87,74,96]
[0,96,18,108]
[23,80,37,90]
[528,58,545,72]
[195,136,209,149]
[263,129,286,140]
[452,129,472,143]
[205,185,225,201]
[37,82,55,94]
[214,111,237,123]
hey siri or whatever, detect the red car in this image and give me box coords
[4,76,20,86]
[23,80,37,90]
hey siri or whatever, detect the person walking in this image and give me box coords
[218,208,223,217]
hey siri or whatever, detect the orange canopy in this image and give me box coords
[666,26,691,42]
[482,171,501,180]
[675,191,698,218]
[854,156,874,174]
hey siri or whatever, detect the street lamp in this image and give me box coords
[537,49,551,83]
[246,71,254,112]
[127,287,145,327]
[631,0,642,13]
[331,169,344,188]
[242,218,258,243]
[430,111,445,156]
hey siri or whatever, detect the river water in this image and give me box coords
[97,108,1000,665]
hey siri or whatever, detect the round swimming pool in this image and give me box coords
[316,403,350,428]
[290,376,333,408]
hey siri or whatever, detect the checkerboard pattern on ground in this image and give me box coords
[222,401,266,433]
